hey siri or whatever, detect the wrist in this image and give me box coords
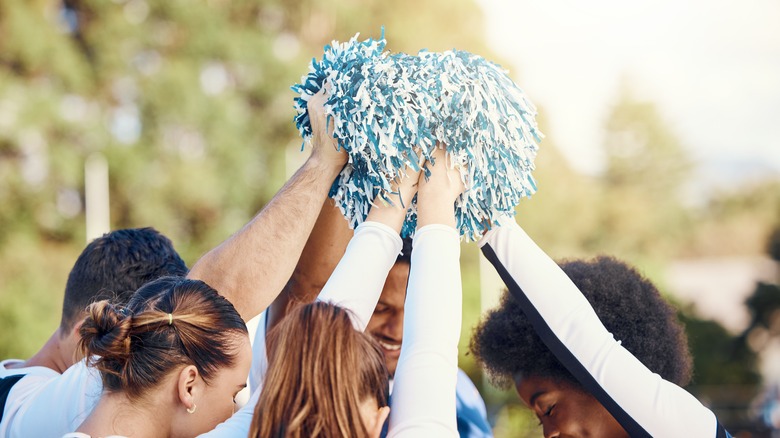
[305,152,346,181]
[416,201,457,229]
[366,192,409,234]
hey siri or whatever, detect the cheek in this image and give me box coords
[199,393,235,430]
[557,397,626,437]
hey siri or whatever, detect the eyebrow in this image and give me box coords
[529,390,545,407]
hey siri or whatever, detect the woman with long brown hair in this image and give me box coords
[63,276,252,438]
[253,302,391,437]
[249,146,465,437]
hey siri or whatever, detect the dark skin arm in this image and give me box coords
[266,197,353,330]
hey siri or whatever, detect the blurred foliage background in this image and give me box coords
[1,0,778,436]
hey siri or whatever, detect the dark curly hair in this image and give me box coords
[470,255,692,390]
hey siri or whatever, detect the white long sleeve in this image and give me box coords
[317,221,403,331]
[479,220,724,438]
[388,224,461,437]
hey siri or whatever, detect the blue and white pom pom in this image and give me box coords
[292,31,543,241]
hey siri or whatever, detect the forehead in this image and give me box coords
[515,375,561,406]
[228,335,253,379]
[378,262,410,305]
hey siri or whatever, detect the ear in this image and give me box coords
[176,365,200,411]
[368,406,391,438]
[66,319,87,364]
[70,318,85,337]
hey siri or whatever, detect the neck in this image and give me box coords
[77,392,170,438]
[15,328,72,373]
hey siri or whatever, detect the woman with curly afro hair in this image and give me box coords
[470,218,732,438]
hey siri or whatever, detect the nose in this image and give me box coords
[542,422,560,438]
[385,312,403,339]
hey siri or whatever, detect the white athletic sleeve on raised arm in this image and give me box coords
[479,220,721,438]
[388,224,461,437]
[317,221,403,331]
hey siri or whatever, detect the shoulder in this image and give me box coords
[0,365,60,425]
[2,359,103,437]
[0,359,25,377]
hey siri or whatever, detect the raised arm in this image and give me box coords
[389,147,463,437]
[187,90,346,322]
[317,163,421,331]
[479,220,722,437]
[266,197,353,330]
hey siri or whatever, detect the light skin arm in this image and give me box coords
[187,90,347,322]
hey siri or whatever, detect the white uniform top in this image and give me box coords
[0,359,63,438]
[479,219,727,438]
[1,359,101,438]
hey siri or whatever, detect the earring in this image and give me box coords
[187,404,197,414]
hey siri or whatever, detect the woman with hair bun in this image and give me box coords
[63,276,252,438]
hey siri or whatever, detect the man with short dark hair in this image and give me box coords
[3,227,188,375]
[0,227,188,425]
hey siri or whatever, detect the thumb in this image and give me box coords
[369,406,391,438]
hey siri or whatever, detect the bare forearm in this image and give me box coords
[188,156,342,321]
[267,197,353,329]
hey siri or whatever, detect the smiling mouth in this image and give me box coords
[377,340,401,351]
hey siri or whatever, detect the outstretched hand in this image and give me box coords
[416,145,466,229]
[307,87,348,170]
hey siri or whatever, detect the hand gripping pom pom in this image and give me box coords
[292,30,543,241]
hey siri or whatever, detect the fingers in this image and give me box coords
[368,406,391,438]
[415,145,464,229]
[307,86,347,168]
[418,145,465,202]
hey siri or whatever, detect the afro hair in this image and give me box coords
[469,255,692,390]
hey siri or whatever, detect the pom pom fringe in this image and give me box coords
[292,30,543,241]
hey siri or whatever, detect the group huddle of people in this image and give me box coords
[0,90,731,437]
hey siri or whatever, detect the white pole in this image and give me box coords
[85,152,110,242]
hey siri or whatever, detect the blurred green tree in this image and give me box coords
[594,84,693,257]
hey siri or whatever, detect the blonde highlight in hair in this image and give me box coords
[250,301,389,438]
